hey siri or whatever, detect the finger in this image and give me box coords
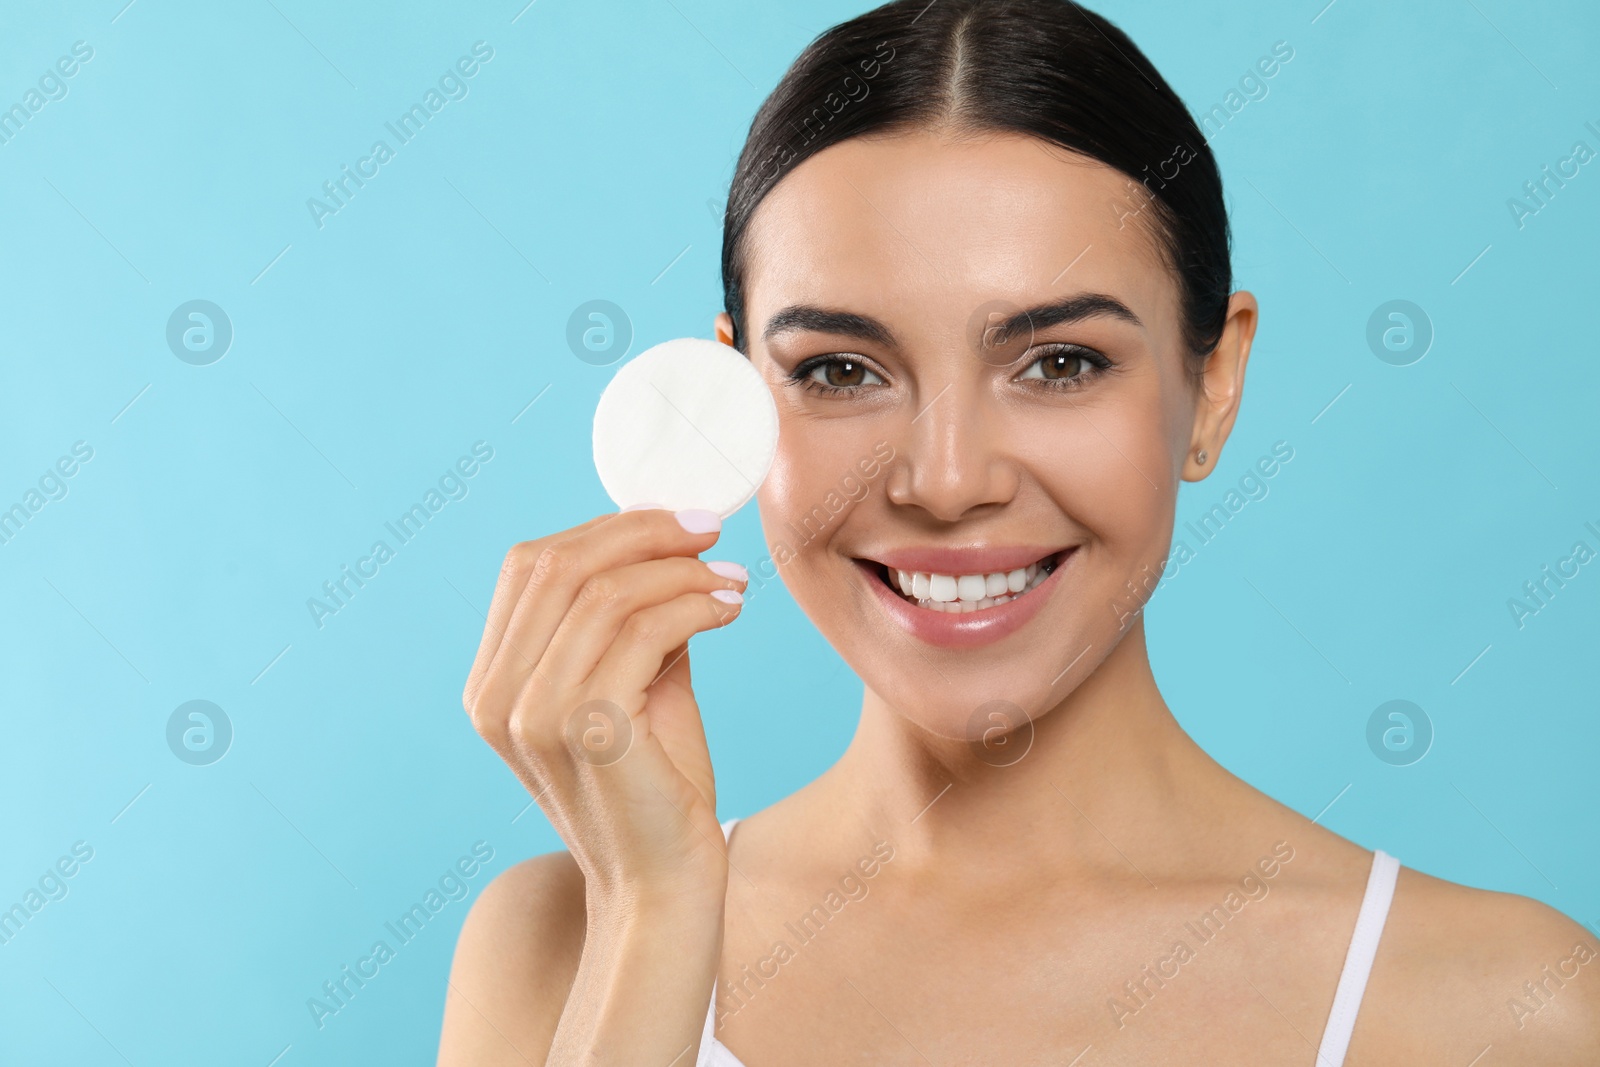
[533,556,747,695]
[464,514,612,712]
[588,588,743,710]
[472,554,741,754]
[641,641,716,809]
[479,508,726,702]
[587,592,741,807]
[657,638,692,695]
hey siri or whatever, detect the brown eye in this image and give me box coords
[818,359,870,387]
[1037,351,1086,380]
[792,356,885,394]
[1017,345,1110,390]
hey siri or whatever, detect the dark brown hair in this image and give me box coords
[720,0,1231,363]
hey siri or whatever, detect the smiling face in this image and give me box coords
[718,126,1249,743]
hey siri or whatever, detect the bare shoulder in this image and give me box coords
[1353,863,1600,1065]
[437,850,587,1067]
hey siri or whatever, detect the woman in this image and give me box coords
[438,1,1599,1063]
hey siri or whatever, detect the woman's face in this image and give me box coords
[718,127,1248,742]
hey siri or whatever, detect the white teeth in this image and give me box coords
[884,556,1056,612]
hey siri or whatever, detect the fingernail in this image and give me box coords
[706,560,747,582]
[623,502,663,512]
[675,508,721,534]
[710,588,742,604]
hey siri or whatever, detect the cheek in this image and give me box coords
[1015,393,1178,551]
[759,433,826,526]
[756,425,858,560]
[759,444,802,514]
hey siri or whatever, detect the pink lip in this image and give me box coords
[853,548,1076,650]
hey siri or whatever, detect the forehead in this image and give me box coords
[741,128,1181,346]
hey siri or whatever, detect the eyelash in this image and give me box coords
[786,344,1115,398]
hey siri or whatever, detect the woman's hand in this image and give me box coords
[444,508,747,1066]
[461,506,747,909]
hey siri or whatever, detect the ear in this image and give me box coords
[1183,290,1258,482]
[714,312,736,347]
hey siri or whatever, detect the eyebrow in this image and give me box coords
[760,293,1144,349]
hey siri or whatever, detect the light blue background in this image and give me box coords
[2,0,1596,1062]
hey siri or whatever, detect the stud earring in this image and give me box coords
[1195,448,1208,465]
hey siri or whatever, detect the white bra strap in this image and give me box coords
[1314,849,1400,1067]
[694,818,742,1066]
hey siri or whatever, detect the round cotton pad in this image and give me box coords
[592,337,779,518]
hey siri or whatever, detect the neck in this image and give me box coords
[821,618,1231,888]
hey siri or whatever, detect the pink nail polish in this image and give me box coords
[675,509,721,534]
[711,588,742,604]
[706,560,747,582]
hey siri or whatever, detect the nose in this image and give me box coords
[883,377,1020,522]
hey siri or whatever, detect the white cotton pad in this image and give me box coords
[592,337,779,518]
